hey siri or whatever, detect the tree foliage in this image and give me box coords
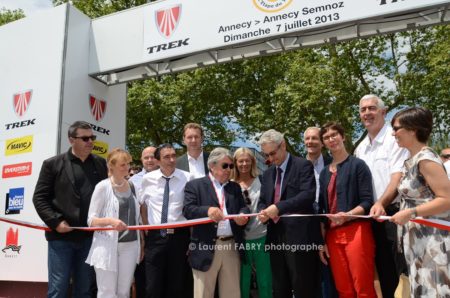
[52,1,449,158]
[0,7,25,26]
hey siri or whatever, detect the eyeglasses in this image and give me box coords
[72,135,97,142]
[262,143,281,159]
[242,189,251,205]
[221,163,234,170]
[322,132,339,142]
[392,126,404,132]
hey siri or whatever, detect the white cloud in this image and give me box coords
[0,0,53,16]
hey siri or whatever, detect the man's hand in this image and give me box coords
[327,212,348,228]
[234,214,249,226]
[258,211,270,223]
[264,204,279,219]
[208,207,225,222]
[55,220,73,233]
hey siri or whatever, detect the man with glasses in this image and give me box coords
[440,148,450,179]
[258,129,320,298]
[140,144,193,298]
[355,94,409,297]
[183,147,249,298]
[33,120,108,298]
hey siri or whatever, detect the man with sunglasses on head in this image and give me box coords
[355,94,409,298]
[183,147,250,298]
[257,129,321,298]
[440,147,450,179]
[33,120,108,298]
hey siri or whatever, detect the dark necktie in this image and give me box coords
[160,177,170,237]
[273,167,283,223]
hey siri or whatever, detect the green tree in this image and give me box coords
[0,7,25,26]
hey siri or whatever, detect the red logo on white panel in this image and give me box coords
[2,227,21,255]
[13,90,32,117]
[2,162,32,179]
[89,95,107,122]
[155,5,181,38]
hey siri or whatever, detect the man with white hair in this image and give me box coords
[355,94,409,298]
[258,129,320,298]
[183,147,249,298]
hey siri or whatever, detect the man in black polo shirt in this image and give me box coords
[33,121,108,298]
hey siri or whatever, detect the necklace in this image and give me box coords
[110,177,126,188]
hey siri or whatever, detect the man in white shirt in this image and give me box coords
[140,144,192,298]
[176,123,209,178]
[354,94,409,298]
[128,146,158,298]
[440,148,450,179]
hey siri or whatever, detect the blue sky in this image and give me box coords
[0,0,52,15]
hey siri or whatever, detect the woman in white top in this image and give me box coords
[86,148,142,298]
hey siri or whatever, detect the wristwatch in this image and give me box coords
[410,207,418,219]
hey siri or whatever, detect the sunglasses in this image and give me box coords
[441,154,450,159]
[72,135,97,142]
[221,163,234,170]
[242,189,251,205]
[392,126,404,132]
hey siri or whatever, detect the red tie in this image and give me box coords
[273,167,283,223]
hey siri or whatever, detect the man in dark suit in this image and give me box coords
[33,121,107,298]
[176,123,209,178]
[258,129,321,298]
[183,147,249,298]
[304,127,337,298]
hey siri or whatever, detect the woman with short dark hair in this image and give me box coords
[318,122,376,298]
[390,107,450,297]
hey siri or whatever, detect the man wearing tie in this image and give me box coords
[140,144,192,298]
[258,129,321,298]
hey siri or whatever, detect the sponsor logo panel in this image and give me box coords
[2,227,21,257]
[92,141,109,158]
[155,5,181,38]
[5,188,25,215]
[5,135,33,156]
[89,95,107,122]
[252,0,293,12]
[13,90,32,118]
[2,162,32,179]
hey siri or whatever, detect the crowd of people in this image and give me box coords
[32,94,450,298]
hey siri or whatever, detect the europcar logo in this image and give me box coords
[13,90,32,117]
[155,5,181,38]
[253,0,293,12]
[2,227,21,257]
[5,188,25,215]
[89,95,107,122]
[2,162,32,179]
[92,140,109,158]
[5,135,33,156]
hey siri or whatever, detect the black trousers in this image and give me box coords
[373,203,408,298]
[144,228,191,298]
[268,230,320,298]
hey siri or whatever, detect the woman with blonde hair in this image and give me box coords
[231,147,272,298]
[86,148,142,298]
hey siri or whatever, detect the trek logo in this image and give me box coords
[2,227,21,255]
[89,95,107,122]
[379,0,405,4]
[13,90,32,117]
[146,38,190,54]
[5,135,33,156]
[156,5,181,38]
[88,123,110,136]
[2,162,32,179]
[5,188,25,215]
[4,119,36,130]
[92,140,109,158]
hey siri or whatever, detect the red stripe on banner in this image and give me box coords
[1,214,449,232]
